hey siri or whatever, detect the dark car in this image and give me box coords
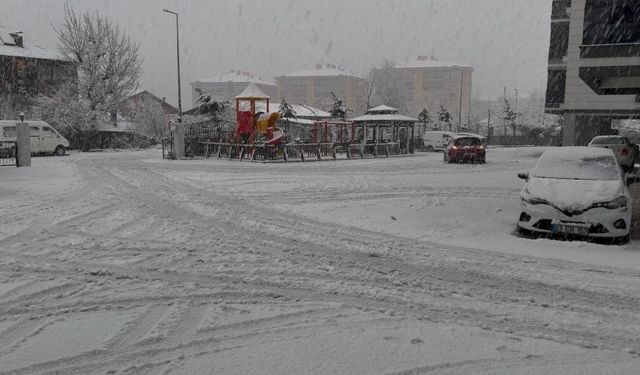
[444,136,486,164]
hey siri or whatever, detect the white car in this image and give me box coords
[517,147,639,243]
[588,135,636,172]
[423,131,455,152]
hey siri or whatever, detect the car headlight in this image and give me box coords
[521,190,548,205]
[595,196,628,210]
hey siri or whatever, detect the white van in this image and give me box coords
[0,120,70,156]
[423,131,455,152]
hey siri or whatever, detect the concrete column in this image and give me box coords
[16,122,31,167]
[562,113,576,146]
[174,123,185,158]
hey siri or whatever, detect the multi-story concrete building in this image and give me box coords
[385,57,473,130]
[545,0,640,145]
[190,70,277,108]
[276,64,367,116]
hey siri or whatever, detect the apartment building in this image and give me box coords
[190,70,277,107]
[545,0,640,145]
[276,64,367,116]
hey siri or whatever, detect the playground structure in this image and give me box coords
[165,84,415,161]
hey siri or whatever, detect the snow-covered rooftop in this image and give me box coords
[0,34,69,62]
[235,82,270,100]
[269,103,331,119]
[395,56,472,70]
[351,113,419,123]
[279,65,361,79]
[367,105,398,114]
[193,70,275,86]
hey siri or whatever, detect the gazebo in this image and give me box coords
[351,105,417,155]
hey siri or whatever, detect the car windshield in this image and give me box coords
[454,137,481,146]
[591,137,625,145]
[534,153,620,181]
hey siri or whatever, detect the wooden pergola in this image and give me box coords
[351,105,417,155]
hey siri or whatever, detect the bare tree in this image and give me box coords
[363,69,377,110]
[129,97,169,141]
[54,4,142,115]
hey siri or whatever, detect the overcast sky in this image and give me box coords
[3,0,551,108]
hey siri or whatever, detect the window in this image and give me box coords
[2,126,16,138]
[545,69,566,106]
[583,0,640,45]
[548,22,569,61]
[30,126,40,136]
[42,126,58,137]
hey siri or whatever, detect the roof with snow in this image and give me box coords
[395,56,472,70]
[269,103,331,119]
[235,82,270,100]
[279,65,362,79]
[193,70,275,86]
[352,104,418,122]
[0,32,70,62]
[366,105,399,114]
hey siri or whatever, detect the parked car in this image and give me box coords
[588,135,636,172]
[0,120,69,156]
[444,135,486,164]
[457,132,488,148]
[517,147,639,243]
[423,131,455,152]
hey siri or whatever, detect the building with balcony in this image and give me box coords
[190,70,277,107]
[545,0,640,145]
[276,64,367,116]
[384,57,473,131]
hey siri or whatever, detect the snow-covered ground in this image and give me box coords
[1,148,640,374]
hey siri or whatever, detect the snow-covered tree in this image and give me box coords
[278,97,296,119]
[438,105,452,132]
[503,98,517,137]
[195,89,228,121]
[329,92,350,121]
[54,5,142,115]
[418,108,432,134]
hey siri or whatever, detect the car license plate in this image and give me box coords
[552,223,589,235]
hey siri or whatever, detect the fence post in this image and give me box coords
[16,121,31,167]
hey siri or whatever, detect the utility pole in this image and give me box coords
[514,88,518,147]
[163,9,182,123]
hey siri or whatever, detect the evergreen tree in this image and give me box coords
[503,98,517,137]
[195,89,227,121]
[438,105,452,132]
[418,108,432,134]
[278,97,296,119]
[329,92,350,121]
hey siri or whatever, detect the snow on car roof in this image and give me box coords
[541,146,615,159]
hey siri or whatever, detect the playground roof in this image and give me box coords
[367,105,398,114]
[235,82,270,100]
[351,113,419,123]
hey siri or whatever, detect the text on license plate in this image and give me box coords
[552,224,589,235]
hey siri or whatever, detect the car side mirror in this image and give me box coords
[517,172,529,181]
[627,176,640,186]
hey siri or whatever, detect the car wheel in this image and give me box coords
[426,146,434,152]
[55,146,66,156]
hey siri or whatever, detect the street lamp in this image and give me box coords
[452,66,465,132]
[163,9,183,123]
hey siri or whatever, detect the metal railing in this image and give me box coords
[0,141,17,167]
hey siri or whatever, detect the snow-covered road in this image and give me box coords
[1,149,640,374]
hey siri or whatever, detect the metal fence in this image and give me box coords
[190,141,406,162]
[0,141,17,167]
